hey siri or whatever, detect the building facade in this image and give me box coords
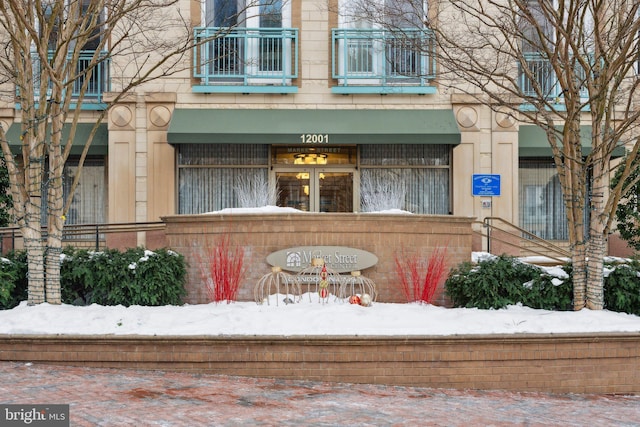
[0,0,630,257]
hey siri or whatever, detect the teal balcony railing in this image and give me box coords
[193,27,299,93]
[331,28,436,94]
[30,50,110,106]
[519,52,589,101]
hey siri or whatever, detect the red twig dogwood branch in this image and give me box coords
[394,246,448,304]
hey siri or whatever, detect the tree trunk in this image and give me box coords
[45,244,62,304]
[572,241,587,310]
[45,211,63,304]
[24,217,45,305]
[586,233,605,310]
[584,161,608,310]
[45,115,65,305]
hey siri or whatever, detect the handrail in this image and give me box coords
[0,222,166,253]
[479,216,571,263]
[520,52,588,100]
[30,50,111,102]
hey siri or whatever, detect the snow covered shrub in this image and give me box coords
[394,246,448,304]
[360,170,406,212]
[520,266,573,311]
[123,248,187,306]
[445,255,574,311]
[445,255,542,309]
[0,257,17,308]
[0,251,27,309]
[233,171,279,208]
[61,247,186,306]
[611,153,640,251]
[604,259,640,316]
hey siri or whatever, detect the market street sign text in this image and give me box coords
[267,246,378,273]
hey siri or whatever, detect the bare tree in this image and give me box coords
[338,0,640,309]
[360,170,406,212]
[234,171,280,208]
[0,0,266,304]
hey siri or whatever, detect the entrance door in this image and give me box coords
[275,167,355,212]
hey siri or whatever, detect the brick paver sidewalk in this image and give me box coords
[1,362,639,426]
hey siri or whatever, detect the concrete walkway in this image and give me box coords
[1,362,639,426]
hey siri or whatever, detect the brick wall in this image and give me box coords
[162,213,474,305]
[2,333,639,394]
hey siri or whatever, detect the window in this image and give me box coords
[34,0,108,101]
[519,0,593,101]
[177,144,269,214]
[205,0,245,76]
[40,156,106,227]
[76,0,107,98]
[333,0,434,91]
[519,159,568,240]
[200,0,293,84]
[519,0,555,98]
[359,145,450,214]
[259,0,284,72]
[63,157,106,225]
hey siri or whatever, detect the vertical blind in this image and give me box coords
[178,144,269,214]
[359,144,451,214]
[39,157,106,236]
[519,159,568,240]
[62,158,106,225]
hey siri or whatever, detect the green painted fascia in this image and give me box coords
[167,109,460,145]
[5,122,108,155]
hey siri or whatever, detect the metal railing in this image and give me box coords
[477,216,571,264]
[30,50,110,103]
[332,28,436,87]
[519,52,588,100]
[0,222,165,253]
[193,27,299,86]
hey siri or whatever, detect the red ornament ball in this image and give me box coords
[319,288,328,298]
[349,295,361,305]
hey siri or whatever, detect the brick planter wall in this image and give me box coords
[1,333,639,395]
[162,213,474,305]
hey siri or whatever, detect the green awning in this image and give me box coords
[6,122,108,155]
[167,109,460,145]
[519,125,625,157]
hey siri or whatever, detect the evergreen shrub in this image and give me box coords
[2,247,187,308]
[445,255,573,310]
[604,259,640,316]
[0,251,27,309]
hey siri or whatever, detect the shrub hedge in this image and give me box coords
[445,254,640,314]
[1,247,186,309]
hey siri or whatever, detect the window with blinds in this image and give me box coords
[177,144,270,214]
[359,145,451,214]
[40,156,106,230]
[519,159,568,240]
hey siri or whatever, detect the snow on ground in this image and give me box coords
[1,293,639,336]
[2,205,638,337]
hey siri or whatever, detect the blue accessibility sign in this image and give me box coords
[472,174,501,196]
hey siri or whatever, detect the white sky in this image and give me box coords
[1,206,638,336]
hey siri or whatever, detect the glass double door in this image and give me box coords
[275,167,354,212]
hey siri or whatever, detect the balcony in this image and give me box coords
[331,28,436,95]
[519,52,589,105]
[29,50,110,109]
[193,27,299,94]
